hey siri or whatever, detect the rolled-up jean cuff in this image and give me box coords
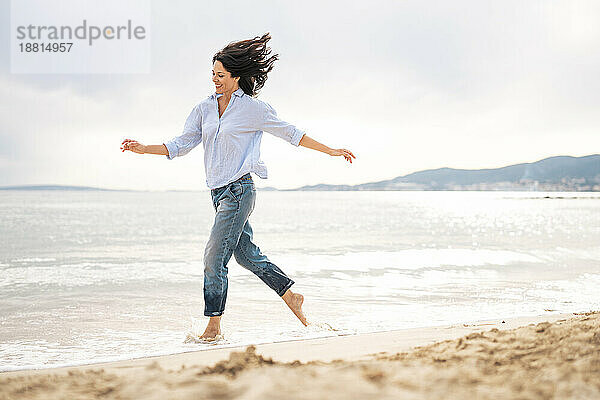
[277,279,295,297]
[204,310,224,317]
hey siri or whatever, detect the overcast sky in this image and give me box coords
[1,0,599,190]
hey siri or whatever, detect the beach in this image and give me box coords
[4,0,600,397]
[1,190,599,398]
[2,311,598,399]
[3,190,600,372]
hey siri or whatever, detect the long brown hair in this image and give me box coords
[213,32,279,97]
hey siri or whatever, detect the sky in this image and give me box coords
[1,0,599,191]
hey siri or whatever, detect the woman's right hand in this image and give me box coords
[121,139,146,154]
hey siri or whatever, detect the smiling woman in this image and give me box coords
[212,33,278,97]
[119,32,355,343]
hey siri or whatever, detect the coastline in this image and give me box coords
[1,312,573,377]
[3,310,598,399]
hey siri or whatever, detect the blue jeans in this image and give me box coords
[203,173,295,317]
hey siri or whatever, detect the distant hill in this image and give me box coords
[292,154,600,191]
[0,185,119,191]
[0,185,275,192]
[2,154,598,192]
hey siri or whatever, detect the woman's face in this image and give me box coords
[212,60,239,94]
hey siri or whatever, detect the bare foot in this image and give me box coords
[200,316,222,341]
[282,289,308,326]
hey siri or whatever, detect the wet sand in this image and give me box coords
[1,311,598,399]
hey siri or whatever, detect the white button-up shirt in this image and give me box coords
[163,87,306,189]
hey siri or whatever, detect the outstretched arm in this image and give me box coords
[298,134,356,164]
[120,139,168,155]
[260,101,356,164]
[120,105,203,159]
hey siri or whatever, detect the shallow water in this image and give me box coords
[1,190,599,371]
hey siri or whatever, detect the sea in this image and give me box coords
[1,190,599,372]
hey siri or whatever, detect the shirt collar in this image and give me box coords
[214,87,245,99]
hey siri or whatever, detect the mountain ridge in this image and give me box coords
[1,154,598,192]
[292,154,600,191]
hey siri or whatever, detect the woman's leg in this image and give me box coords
[234,220,308,326]
[203,182,254,325]
[233,220,294,296]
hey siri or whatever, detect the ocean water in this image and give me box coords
[1,190,599,372]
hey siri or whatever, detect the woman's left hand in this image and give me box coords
[329,148,356,164]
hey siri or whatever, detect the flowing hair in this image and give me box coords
[213,32,279,97]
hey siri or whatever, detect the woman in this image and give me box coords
[120,33,356,341]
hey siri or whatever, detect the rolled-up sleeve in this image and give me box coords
[261,101,305,147]
[164,105,203,160]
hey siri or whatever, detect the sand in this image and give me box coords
[1,311,599,399]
